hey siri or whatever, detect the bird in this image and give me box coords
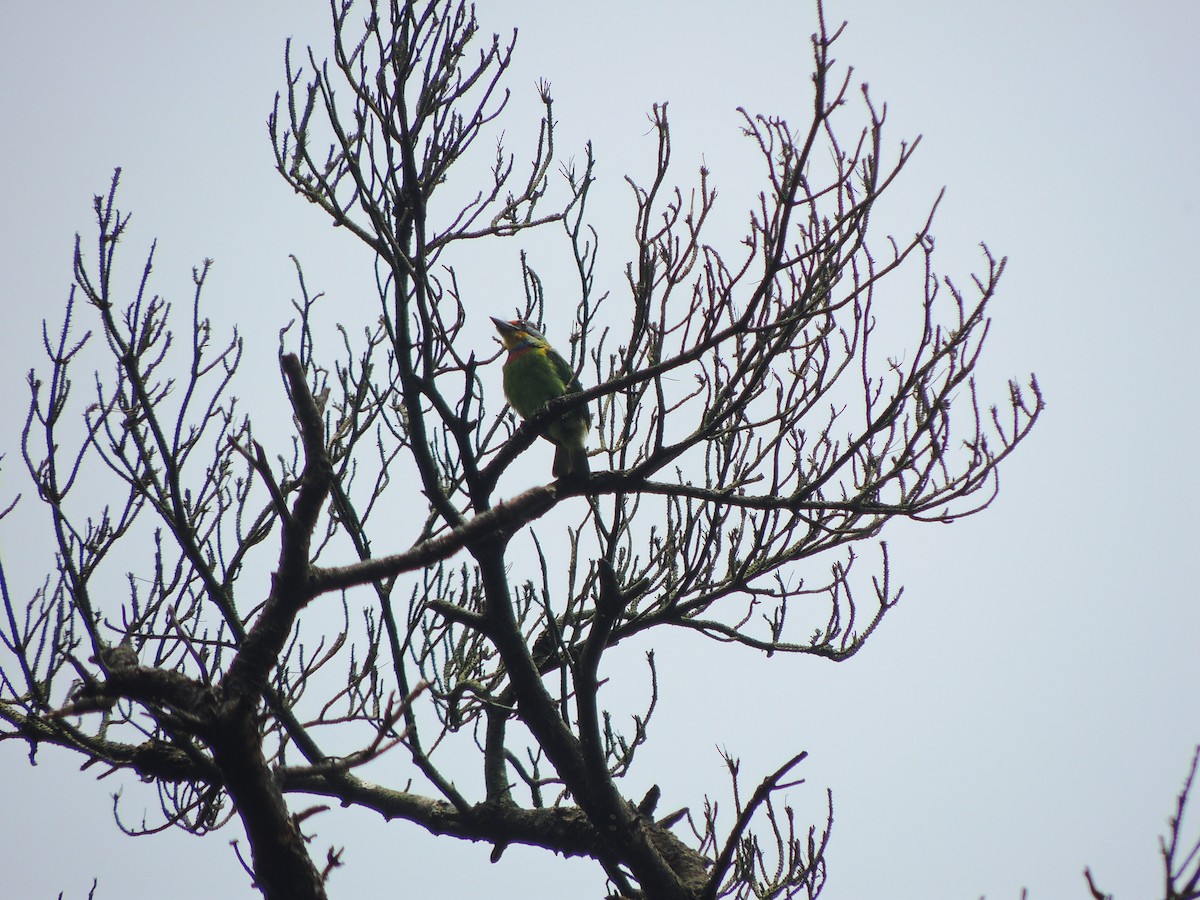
[491,316,591,478]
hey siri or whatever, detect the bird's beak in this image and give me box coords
[491,318,522,349]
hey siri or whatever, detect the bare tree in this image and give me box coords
[0,2,1044,898]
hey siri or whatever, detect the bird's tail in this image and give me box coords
[553,443,590,479]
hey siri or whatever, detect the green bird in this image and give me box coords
[492,317,591,478]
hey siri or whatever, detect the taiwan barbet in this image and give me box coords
[491,317,591,479]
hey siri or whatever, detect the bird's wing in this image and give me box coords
[547,348,579,391]
[548,348,592,423]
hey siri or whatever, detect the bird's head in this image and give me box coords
[491,317,550,352]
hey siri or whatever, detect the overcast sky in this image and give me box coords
[1,2,1197,899]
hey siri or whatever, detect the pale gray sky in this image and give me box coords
[1,2,1197,899]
